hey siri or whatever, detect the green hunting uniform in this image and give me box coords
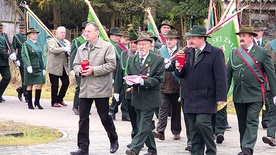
[227,45,276,151]
[109,42,130,119]
[21,39,45,85]
[127,52,165,154]
[12,32,27,97]
[70,35,86,110]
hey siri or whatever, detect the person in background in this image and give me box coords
[153,30,182,141]
[70,22,118,155]
[0,22,17,102]
[261,38,276,146]
[158,20,174,45]
[47,26,70,107]
[12,23,27,102]
[21,28,45,109]
[109,30,130,121]
[70,21,88,115]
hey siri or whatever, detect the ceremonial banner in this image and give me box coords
[207,0,240,110]
[144,8,162,43]
[21,2,52,68]
[85,0,110,42]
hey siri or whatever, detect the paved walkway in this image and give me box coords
[0,96,275,155]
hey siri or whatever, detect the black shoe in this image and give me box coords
[109,112,116,120]
[262,124,268,130]
[216,134,224,144]
[185,145,192,151]
[127,143,131,148]
[110,140,119,153]
[16,87,23,101]
[70,148,88,155]
[226,124,232,130]
[73,108,80,115]
[0,96,6,102]
[122,117,130,121]
[242,147,252,155]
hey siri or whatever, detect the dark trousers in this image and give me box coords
[181,98,191,146]
[187,113,216,155]
[215,105,227,135]
[234,102,262,150]
[18,59,27,96]
[261,104,270,128]
[73,75,81,109]
[49,69,69,105]
[0,66,11,97]
[157,93,181,135]
[77,98,118,152]
[265,91,276,138]
[126,98,138,138]
[109,90,129,118]
[130,108,157,154]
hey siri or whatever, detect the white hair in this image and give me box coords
[56,26,66,33]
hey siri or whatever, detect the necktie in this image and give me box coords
[257,40,261,46]
[139,57,144,66]
[195,49,201,61]
[89,44,94,51]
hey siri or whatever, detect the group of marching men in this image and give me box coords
[1,19,276,155]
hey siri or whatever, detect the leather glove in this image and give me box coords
[164,58,171,69]
[63,46,70,52]
[9,53,17,61]
[43,70,46,76]
[138,78,144,86]
[126,80,134,86]
[273,96,276,105]
[70,70,75,77]
[27,66,33,73]
[15,60,20,67]
[113,93,120,102]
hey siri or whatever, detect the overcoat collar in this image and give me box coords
[186,42,212,66]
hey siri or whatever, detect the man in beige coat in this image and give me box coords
[47,26,70,107]
[70,22,118,155]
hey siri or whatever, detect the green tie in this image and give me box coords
[195,49,201,61]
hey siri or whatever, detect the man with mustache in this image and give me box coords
[227,25,276,155]
[175,25,227,155]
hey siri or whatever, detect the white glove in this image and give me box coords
[273,96,276,105]
[164,58,171,69]
[113,93,120,102]
[27,66,33,73]
[63,46,70,52]
[126,80,134,86]
[15,60,20,67]
[70,70,75,77]
[9,53,17,61]
[43,70,46,76]
[138,78,144,86]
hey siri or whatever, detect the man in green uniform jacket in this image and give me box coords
[227,25,276,155]
[12,23,27,102]
[125,32,165,155]
[0,22,17,102]
[70,21,88,115]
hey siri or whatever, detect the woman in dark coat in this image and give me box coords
[21,28,45,109]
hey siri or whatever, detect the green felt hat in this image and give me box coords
[158,20,174,30]
[127,29,139,41]
[134,32,152,44]
[26,28,40,34]
[236,25,258,37]
[108,27,121,36]
[165,30,180,39]
[252,21,266,31]
[185,25,210,38]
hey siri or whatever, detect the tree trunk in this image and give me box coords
[52,0,59,29]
